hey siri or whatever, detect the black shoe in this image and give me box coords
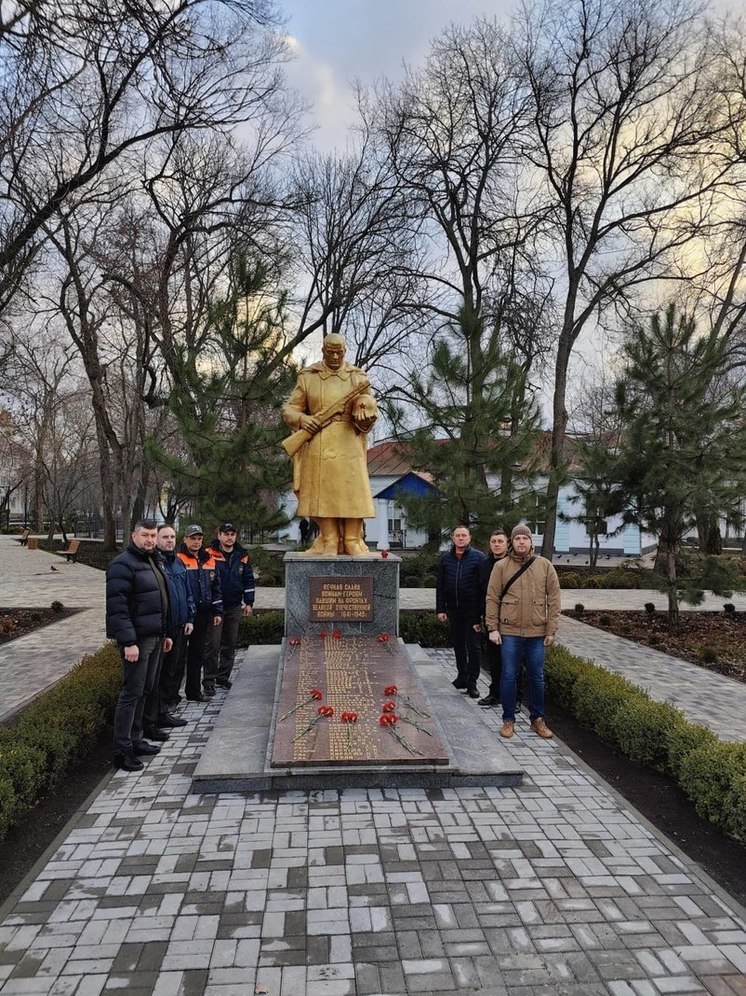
[158,714,187,728]
[452,678,468,689]
[202,686,216,697]
[113,753,144,772]
[478,695,499,707]
[143,728,170,742]
[186,695,208,703]
[215,678,232,690]
[466,687,480,699]
[132,741,161,756]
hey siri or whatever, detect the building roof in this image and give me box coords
[373,471,440,501]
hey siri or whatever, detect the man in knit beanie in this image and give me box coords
[484,523,560,739]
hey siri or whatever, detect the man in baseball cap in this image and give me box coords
[484,524,560,740]
[208,523,255,690]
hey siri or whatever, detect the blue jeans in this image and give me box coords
[500,636,545,722]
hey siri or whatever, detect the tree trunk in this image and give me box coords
[541,340,571,558]
[696,510,722,554]
[666,542,680,630]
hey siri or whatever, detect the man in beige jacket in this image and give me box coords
[485,524,560,740]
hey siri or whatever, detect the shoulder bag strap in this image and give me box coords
[500,557,536,601]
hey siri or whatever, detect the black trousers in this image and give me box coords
[149,627,187,719]
[448,609,481,687]
[214,605,242,682]
[113,636,161,755]
[185,608,216,698]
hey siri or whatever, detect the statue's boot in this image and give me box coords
[299,517,339,556]
[343,518,370,557]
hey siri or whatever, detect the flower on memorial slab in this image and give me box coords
[379,712,423,757]
[332,629,342,639]
[341,710,359,751]
[288,637,301,646]
[319,629,328,638]
[377,633,390,643]
[279,688,324,723]
[384,684,398,696]
[382,701,396,713]
[292,704,334,742]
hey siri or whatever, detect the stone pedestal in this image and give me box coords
[284,552,400,636]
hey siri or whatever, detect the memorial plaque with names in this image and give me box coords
[309,576,374,622]
[271,635,449,768]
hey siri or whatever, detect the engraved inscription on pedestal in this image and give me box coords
[309,577,374,622]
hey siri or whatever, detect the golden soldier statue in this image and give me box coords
[282,334,378,556]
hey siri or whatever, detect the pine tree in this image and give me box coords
[149,257,295,538]
[610,305,746,627]
[386,307,543,545]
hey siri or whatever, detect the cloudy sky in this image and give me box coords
[279,0,516,151]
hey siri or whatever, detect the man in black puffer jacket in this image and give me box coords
[436,524,486,698]
[106,519,173,772]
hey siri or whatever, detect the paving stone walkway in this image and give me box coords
[1,650,745,995]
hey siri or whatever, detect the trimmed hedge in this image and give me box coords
[0,642,121,841]
[236,610,453,648]
[544,645,746,840]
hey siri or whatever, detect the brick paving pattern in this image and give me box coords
[1,537,745,993]
[1,649,745,995]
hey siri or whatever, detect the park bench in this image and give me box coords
[17,528,30,546]
[57,538,81,563]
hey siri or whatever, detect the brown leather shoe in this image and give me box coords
[530,718,554,739]
[500,720,515,738]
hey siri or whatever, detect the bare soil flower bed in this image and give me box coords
[564,609,745,683]
[0,606,77,644]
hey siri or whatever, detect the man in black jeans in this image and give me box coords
[209,523,255,690]
[106,519,173,772]
[436,524,485,698]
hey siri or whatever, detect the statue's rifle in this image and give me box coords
[282,379,371,458]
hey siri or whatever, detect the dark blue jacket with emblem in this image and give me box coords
[208,539,255,611]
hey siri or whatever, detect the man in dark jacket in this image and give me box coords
[177,525,223,700]
[142,523,196,730]
[106,519,173,772]
[477,529,508,708]
[209,523,255,690]
[436,524,486,698]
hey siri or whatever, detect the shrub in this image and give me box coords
[611,699,685,771]
[420,573,437,588]
[400,612,451,647]
[667,722,718,780]
[723,603,735,614]
[679,741,746,836]
[50,600,64,613]
[574,603,585,615]
[571,665,648,742]
[236,610,285,647]
[621,624,632,635]
[0,642,121,841]
[559,571,582,589]
[599,615,611,627]
[544,645,586,709]
[586,575,603,589]
[698,646,718,663]
[644,603,656,614]
[649,634,660,646]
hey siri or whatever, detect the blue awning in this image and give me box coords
[374,472,440,500]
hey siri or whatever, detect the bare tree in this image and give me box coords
[516,0,741,556]
[0,0,287,311]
